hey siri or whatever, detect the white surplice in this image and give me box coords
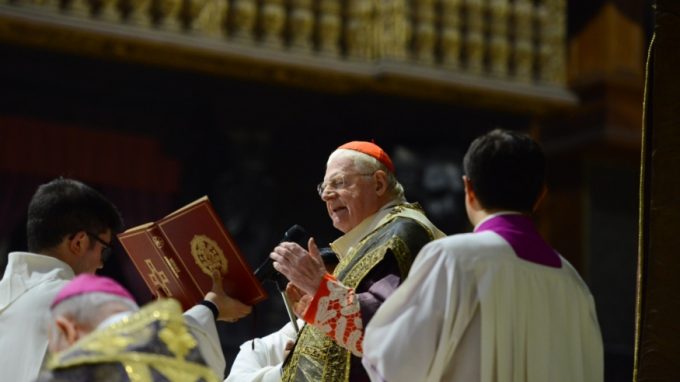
[225,319,303,382]
[362,231,604,382]
[181,304,228,377]
[0,252,75,382]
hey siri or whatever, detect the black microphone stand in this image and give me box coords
[254,225,310,333]
[274,273,300,333]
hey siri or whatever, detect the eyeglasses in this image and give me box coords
[316,172,374,197]
[86,231,113,262]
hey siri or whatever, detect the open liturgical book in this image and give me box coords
[117,196,267,310]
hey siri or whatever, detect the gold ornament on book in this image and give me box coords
[152,235,165,249]
[145,259,172,297]
[190,235,228,275]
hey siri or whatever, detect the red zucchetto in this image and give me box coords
[337,141,395,173]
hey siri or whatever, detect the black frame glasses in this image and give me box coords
[85,231,113,262]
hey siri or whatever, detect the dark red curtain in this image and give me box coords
[0,116,182,302]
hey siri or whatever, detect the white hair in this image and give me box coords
[51,292,139,328]
[46,292,139,352]
[328,149,406,202]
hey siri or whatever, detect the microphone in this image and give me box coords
[254,225,311,289]
[255,224,311,334]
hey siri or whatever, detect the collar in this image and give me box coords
[0,252,75,309]
[473,213,562,268]
[473,211,523,232]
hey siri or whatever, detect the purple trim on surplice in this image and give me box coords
[475,214,562,268]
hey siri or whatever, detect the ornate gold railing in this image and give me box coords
[0,0,571,112]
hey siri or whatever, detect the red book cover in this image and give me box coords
[118,196,267,310]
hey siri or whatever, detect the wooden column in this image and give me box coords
[537,2,647,380]
[635,1,680,380]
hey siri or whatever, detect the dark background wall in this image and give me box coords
[0,42,537,373]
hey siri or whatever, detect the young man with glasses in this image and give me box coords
[0,178,252,381]
[85,231,114,262]
[0,177,124,382]
[270,141,445,381]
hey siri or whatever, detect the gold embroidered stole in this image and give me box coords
[46,299,218,382]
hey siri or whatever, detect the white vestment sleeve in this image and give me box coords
[224,340,283,382]
[362,243,448,382]
[225,320,301,382]
[184,305,227,378]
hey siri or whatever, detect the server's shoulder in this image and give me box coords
[417,231,486,261]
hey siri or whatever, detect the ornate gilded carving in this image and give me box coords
[537,0,565,84]
[317,0,341,56]
[346,0,374,60]
[440,0,461,69]
[259,0,285,47]
[412,0,435,63]
[229,0,256,40]
[375,0,408,60]
[488,0,509,77]
[187,0,229,37]
[189,234,228,276]
[154,0,182,30]
[551,0,566,85]
[464,0,483,74]
[27,0,58,9]
[125,0,153,27]
[1,0,570,90]
[62,0,93,17]
[512,0,533,82]
[91,0,120,21]
[289,0,313,51]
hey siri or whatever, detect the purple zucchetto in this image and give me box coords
[51,274,135,309]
